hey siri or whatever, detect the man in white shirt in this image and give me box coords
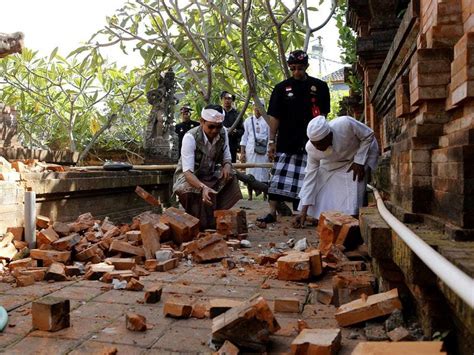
[294,115,379,227]
[240,101,270,200]
[173,104,242,229]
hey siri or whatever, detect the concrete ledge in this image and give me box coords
[0,170,174,230]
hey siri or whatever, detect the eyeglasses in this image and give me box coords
[207,123,223,130]
[289,66,306,72]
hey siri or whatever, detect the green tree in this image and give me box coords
[86,0,336,123]
[0,48,147,161]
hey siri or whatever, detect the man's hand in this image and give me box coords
[267,142,276,161]
[347,162,365,182]
[220,163,233,181]
[240,152,246,163]
[292,205,309,228]
[202,185,218,206]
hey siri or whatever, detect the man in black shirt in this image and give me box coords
[258,50,330,224]
[175,104,199,157]
[221,91,244,163]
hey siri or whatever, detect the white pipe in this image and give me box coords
[24,190,36,249]
[368,185,474,309]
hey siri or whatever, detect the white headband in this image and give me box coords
[201,108,224,123]
[307,115,331,141]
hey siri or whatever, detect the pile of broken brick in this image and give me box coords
[0,201,446,353]
[0,156,65,181]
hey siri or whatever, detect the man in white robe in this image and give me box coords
[294,115,379,227]
[240,102,270,199]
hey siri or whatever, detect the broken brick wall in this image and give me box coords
[348,0,474,238]
[0,170,173,232]
[0,181,24,234]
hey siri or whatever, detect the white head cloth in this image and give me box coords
[201,108,224,123]
[307,115,331,141]
[254,98,265,106]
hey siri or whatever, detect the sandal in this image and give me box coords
[257,213,277,223]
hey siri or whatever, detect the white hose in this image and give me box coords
[368,185,474,309]
[24,190,36,249]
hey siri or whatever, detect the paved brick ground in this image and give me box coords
[0,200,363,354]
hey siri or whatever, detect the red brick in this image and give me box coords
[16,274,35,287]
[37,227,59,247]
[184,233,229,263]
[161,207,200,244]
[6,227,24,241]
[332,272,375,306]
[335,288,402,327]
[140,222,161,259]
[109,240,145,257]
[274,298,300,313]
[51,233,81,251]
[277,253,310,281]
[45,262,67,281]
[125,313,147,332]
[68,212,95,233]
[351,341,445,354]
[144,285,162,304]
[19,267,47,281]
[30,249,70,263]
[75,244,100,262]
[212,295,280,351]
[105,257,136,270]
[126,278,144,291]
[8,257,36,271]
[36,215,50,229]
[214,209,248,237]
[290,328,341,355]
[52,222,71,236]
[156,258,179,272]
[317,212,360,255]
[209,298,243,318]
[125,230,141,242]
[32,297,70,332]
[163,300,193,318]
[135,186,161,206]
[216,340,239,355]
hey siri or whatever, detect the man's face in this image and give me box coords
[221,94,233,110]
[311,132,333,151]
[289,63,308,80]
[181,109,191,121]
[201,119,223,140]
[253,105,262,117]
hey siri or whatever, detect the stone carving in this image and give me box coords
[144,69,178,163]
[0,32,24,58]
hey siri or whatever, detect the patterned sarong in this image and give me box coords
[268,152,307,199]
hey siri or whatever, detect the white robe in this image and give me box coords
[298,116,379,219]
[240,115,270,182]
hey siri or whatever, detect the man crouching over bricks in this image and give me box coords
[173,104,242,230]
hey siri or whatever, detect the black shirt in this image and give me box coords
[175,120,199,156]
[268,76,330,154]
[222,108,244,162]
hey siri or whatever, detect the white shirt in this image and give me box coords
[240,115,270,148]
[299,115,378,206]
[181,128,232,173]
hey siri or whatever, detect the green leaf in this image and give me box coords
[49,47,58,62]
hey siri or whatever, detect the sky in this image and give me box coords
[1,0,344,76]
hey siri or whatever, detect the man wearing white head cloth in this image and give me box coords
[173,104,242,230]
[293,115,379,227]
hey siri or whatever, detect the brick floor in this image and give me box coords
[1,200,364,354]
